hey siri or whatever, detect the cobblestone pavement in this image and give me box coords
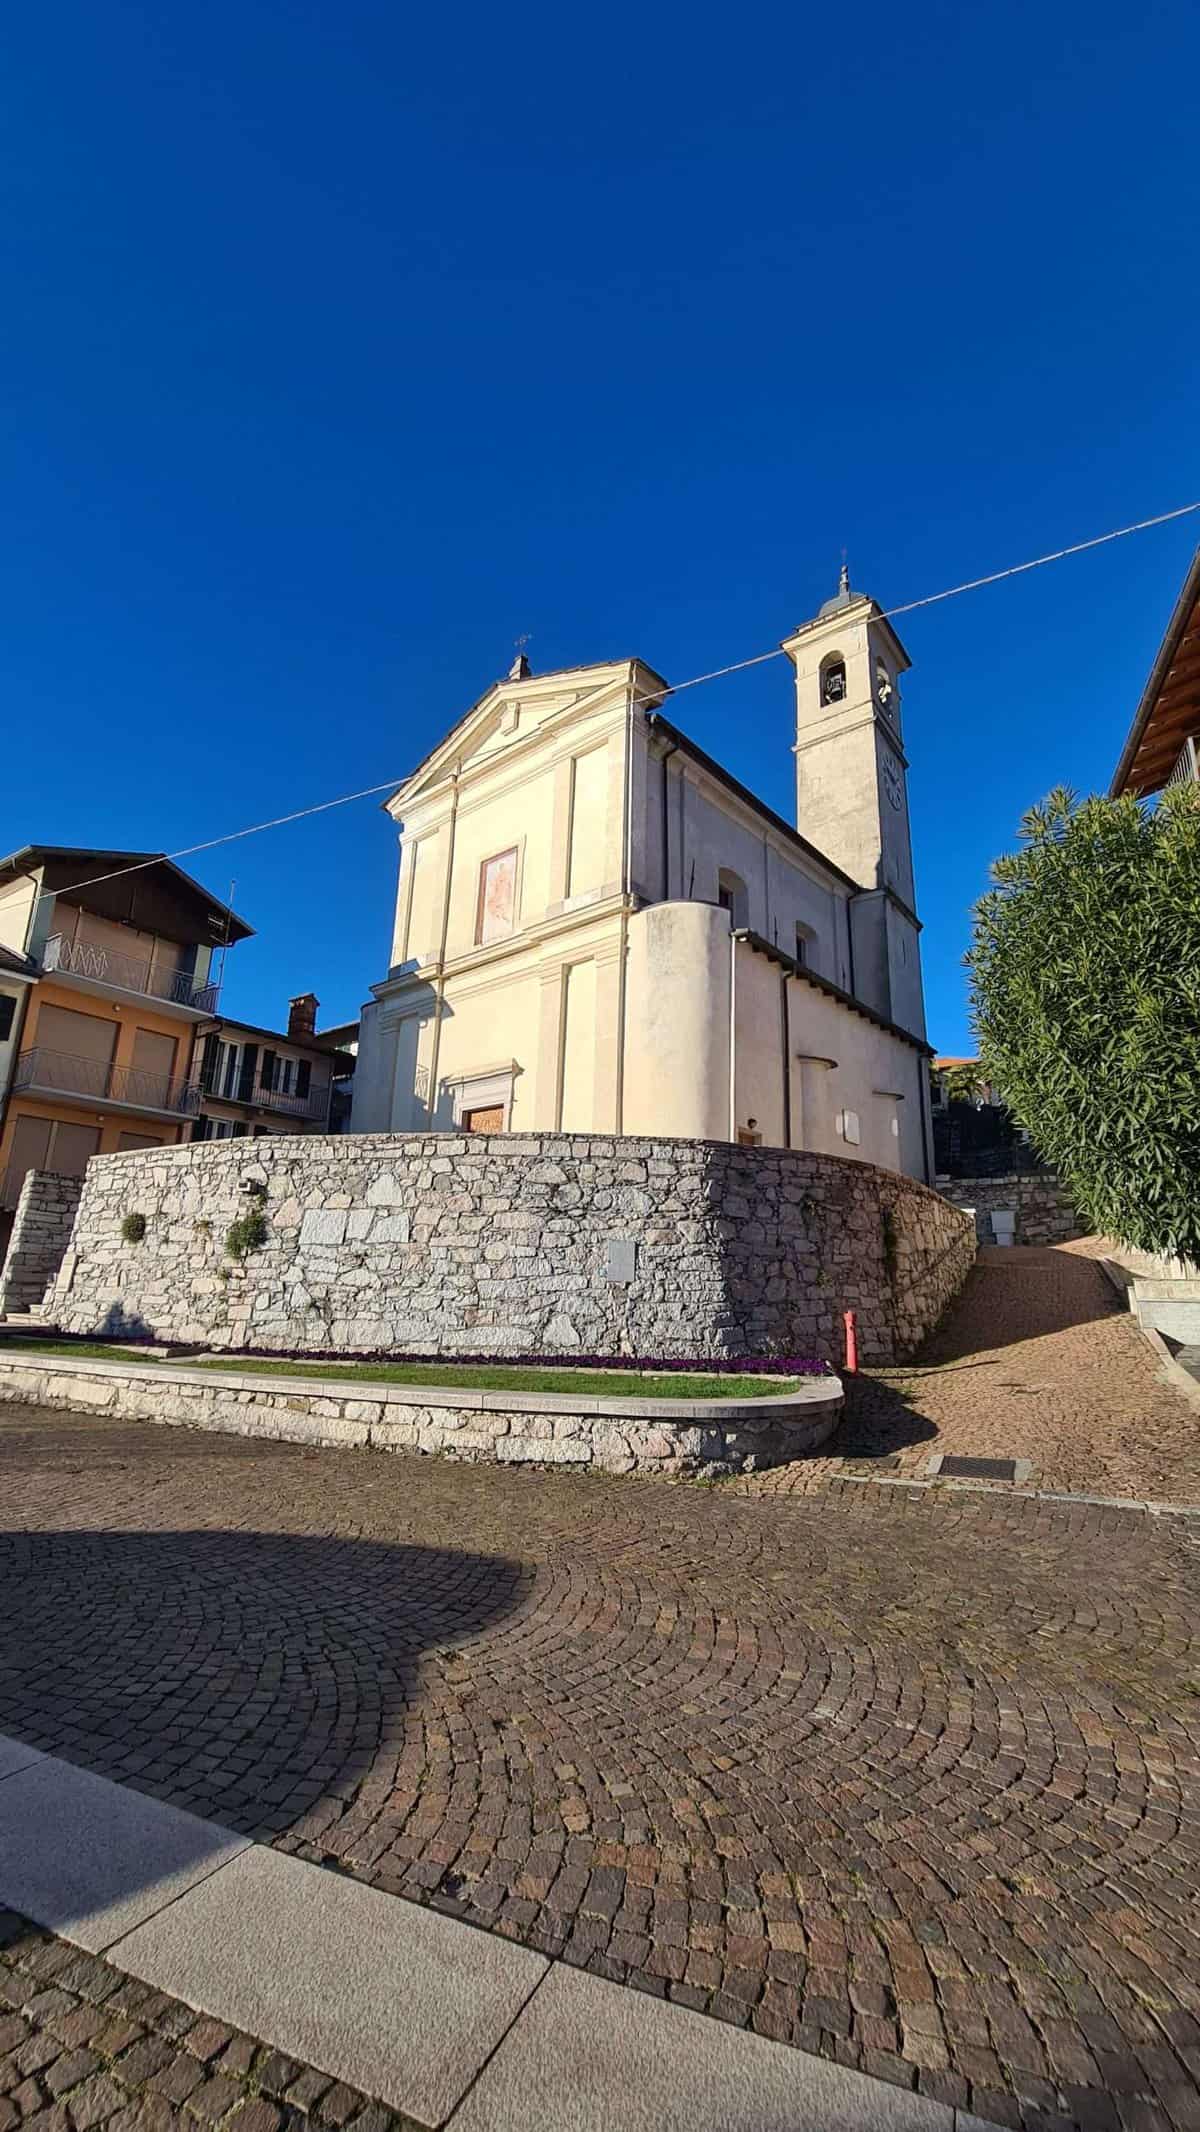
[2,1408,1200,2132]
[0,1907,417,2132]
[744,1245,1200,1505]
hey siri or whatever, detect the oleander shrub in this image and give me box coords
[967,783,1200,1261]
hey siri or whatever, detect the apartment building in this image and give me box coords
[0,845,252,1251]
[190,993,355,1139]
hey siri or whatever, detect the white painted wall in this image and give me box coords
[640,728,853,992]
[624,901,731,1140]
[623,904,928,1176]
[0,979,33,1121]
[0,879,37,959]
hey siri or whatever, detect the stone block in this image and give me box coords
[366,1172,407,1205]
[498,1437,592,1464]
[299,1208,348,1247]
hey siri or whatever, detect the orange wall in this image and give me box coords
[0,1094,180,1165]
[0,980,194,1175]
[23,980,195,1064]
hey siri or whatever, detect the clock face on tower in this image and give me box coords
[881,747,903,813]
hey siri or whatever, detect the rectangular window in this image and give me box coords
[475,848,518,946]
[0,994,15,1043]
[794,930,808,967]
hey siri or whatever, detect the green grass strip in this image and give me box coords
[0,1339,800,1400]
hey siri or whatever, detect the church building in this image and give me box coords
[352,574,935,1180]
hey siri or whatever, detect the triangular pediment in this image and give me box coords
[387,660,656,815]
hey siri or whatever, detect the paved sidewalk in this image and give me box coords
[744,1244,1200,1504]
[0,1741,961,2131]
[0,1906,419,2132]
[3,1406,1200,2130]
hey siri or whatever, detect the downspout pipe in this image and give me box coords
[659,738,678,899]
[728,925,737,1142]
[781,972,792,1149]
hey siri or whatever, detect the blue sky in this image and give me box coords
[2,0,1197,1051]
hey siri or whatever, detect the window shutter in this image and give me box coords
[0,995,14,1043]
[237,1044,258,1100]
[261,1049,278,1093]
[198,1031,220,1092]
[296,1059,311,1100]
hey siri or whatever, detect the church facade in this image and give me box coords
[352,576,935,1181]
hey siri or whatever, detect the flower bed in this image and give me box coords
[0,1334,828,1402]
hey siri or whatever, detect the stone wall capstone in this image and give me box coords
[46,1132,976,1365]
[938,1172,1084,1248]
[0,1171,84,1317]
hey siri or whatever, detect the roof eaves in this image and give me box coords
[733,927,933,1054]
[384,657,667,815]
[1110,544,1200,797]
[0,845,254,941]
[646,712,859,894]
[198,1012,352,1062]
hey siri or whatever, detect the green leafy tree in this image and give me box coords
[967,783,1200,1261]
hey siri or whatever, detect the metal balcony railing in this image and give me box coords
[42,933,218,1012]
[1165,736,1199,790]
[13,1047,199,1115]
[194,1074,328,1120]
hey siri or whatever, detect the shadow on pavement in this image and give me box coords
[0,1527,526,1842]
[829,1372,938,1460]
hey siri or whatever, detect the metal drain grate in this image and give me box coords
[935,1455,1026,1482]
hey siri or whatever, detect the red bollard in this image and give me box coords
[843,1309,858,1374]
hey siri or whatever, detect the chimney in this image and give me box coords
[288,992,318,1040]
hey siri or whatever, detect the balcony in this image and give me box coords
[13,1047,199,1118]
[42,933,219,1013]
[195,1074,329,1121]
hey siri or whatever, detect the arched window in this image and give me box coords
[819,653,847,707]
[716,869,748,927]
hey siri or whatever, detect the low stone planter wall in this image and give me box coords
[0,1352,843,1479]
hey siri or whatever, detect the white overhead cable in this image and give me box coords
[632,498,1200,707]
[44,496,1200,909]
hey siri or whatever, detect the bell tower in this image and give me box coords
[782,568,926,1038]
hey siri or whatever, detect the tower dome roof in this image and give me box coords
[818,560,868,618]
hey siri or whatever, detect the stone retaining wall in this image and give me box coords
[0,1171,84,1316]
[0,1352,843,1478]
[46,1132,976,1365]
[938,1172,1084,1248]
